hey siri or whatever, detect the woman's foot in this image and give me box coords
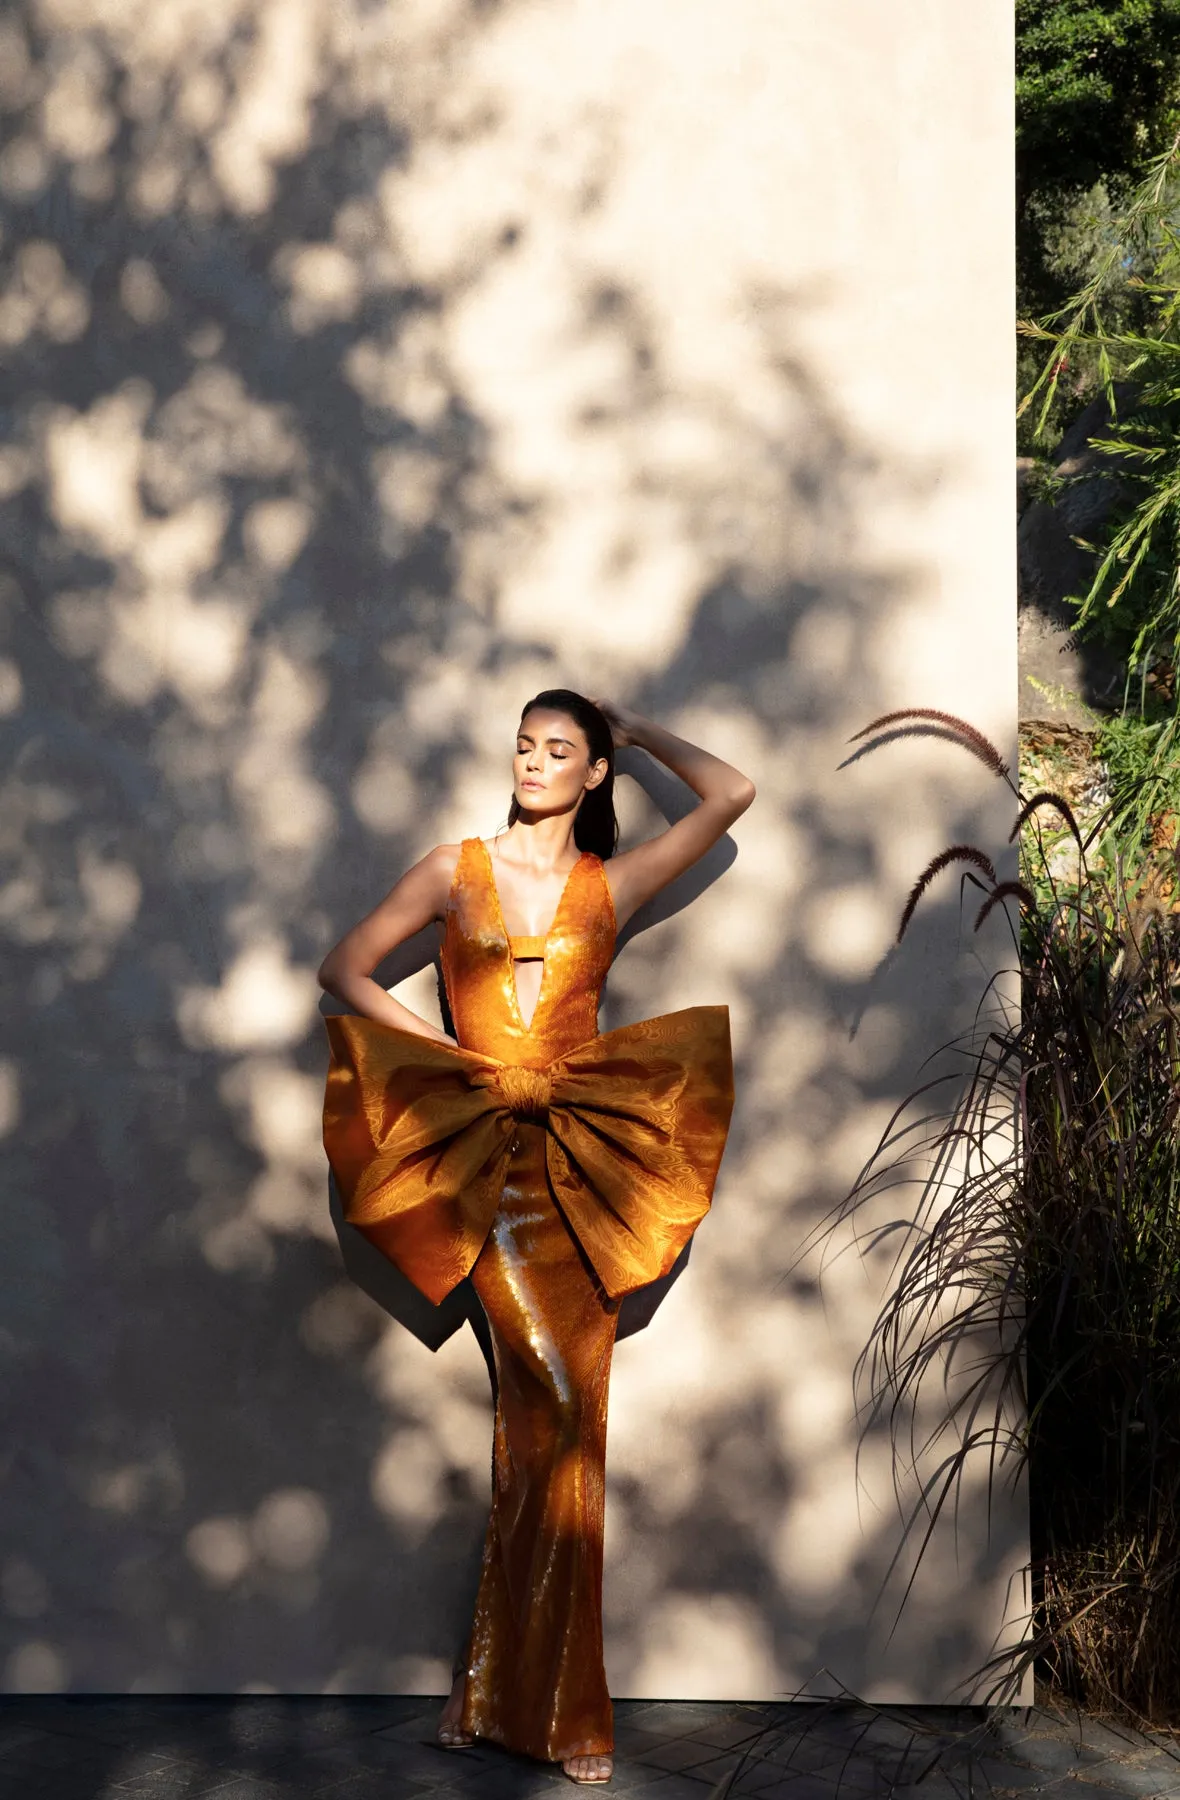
[563,1751,613,1784]
[436,1666,475,1749]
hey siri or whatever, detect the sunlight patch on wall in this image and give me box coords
[46,384,149,557]
[41,41,117,163]
[3,1639,69,1693]
[119,257,171,326]
[218,1055,336,1243]
[0,1060,20,1139]
[0,1559,49,1621]
[243,498,314,574]
[178,936,320,1052]
[210,0,319,214]
[0,243,89,348]
[185,1488,330,1593]
[630,1593,773,1699]
[232,646,334,864]
[772,1441,894,1603]
[801,882,895,982]
[276,242,362,333]
[252,1487,330,1572]
[299,1283,387,1359]
[371,1427,448,1535]
[365,1322,493,1520]
[350,728,418,838]
[86,1445,185,1519]
[186,1516,253,1588]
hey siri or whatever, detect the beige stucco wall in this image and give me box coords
[0,0,1021,1699]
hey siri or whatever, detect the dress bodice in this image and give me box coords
[441,837,616,1068]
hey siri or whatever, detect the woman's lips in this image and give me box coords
[521,780,543,791]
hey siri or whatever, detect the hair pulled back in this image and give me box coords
[507,688,618,861]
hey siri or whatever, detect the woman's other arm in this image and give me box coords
[317,844,460,1041]
[596,705,756,931]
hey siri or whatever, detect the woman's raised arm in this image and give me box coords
[317,843,460,1040]
[594,703,755,929]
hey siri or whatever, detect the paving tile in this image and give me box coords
[1070,1789,1164,1800]
[210,1704,419,1759]
[0,1732,122,1772]
[968,1757,1053,1791]
[615,1730,679,1758]
[2,1698,1172,1800]
[189,1779,297,1800]
[1070,1761,1180,1797]
[683,1719,771,1753]
[686,1750,743,1785]
[636,1774,717,1800]
[1035,1719,1147,1758]
[727,1774,846,1800]
[612,1767,687,1795]
[427,1762,568,1798]
[0,1773,123,1800]
[373,1715,456,1747]
[859,1715,926,1748]
[103,1768,224,1798]
[752,1734,849,1773]
[306,1732,499,1777]
[223,1753,381,1796]
[1006,1735,1100,1778]
[119,1764,284,1792]
[633,1737,719,1773]
[725,1771,783,1799]
[628,1706,740,1737]
[878,1783,966,1800]
[25,1704,225,1753]
[0,1722,57,1758]
[291,1776,433,1800]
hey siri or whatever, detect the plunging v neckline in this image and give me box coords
[477,838,588,1036]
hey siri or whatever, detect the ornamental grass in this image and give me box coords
[824,707,1180,1724]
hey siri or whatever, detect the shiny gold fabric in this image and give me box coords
[322,836,734,1761]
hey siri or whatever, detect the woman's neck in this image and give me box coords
[499,814,580,870]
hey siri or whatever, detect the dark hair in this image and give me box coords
[507,688,618,860]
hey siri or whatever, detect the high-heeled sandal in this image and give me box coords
[562,1751,614,1784]
[436,1655,476,1750]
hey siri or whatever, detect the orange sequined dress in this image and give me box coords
[322,837,734,1763]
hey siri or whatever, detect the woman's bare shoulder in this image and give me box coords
[416,842,464,888]
[382,842,464,912]
[422,841,464,868]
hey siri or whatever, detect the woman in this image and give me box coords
[317,691,754,1785]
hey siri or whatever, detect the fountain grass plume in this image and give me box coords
[975,879,1037,934]
[1012,790,1086,852]
[897,845,999,944]
[849,707,1014,788]
[810,708,1180,1722]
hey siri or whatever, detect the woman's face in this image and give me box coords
[513,708,606,818]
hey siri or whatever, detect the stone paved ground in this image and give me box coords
[3,1697,1180,1800]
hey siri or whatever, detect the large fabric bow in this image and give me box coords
[322,1007,734,1304]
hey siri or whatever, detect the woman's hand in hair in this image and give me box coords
[589,698,641,749]
[596,713,755,930]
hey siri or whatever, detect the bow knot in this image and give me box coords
[495,1064,552,1121]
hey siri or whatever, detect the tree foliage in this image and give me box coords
[1018,0,1180,211]
[1017,0,1180,336]
[1021,136,1180,858]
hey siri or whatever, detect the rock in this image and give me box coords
[1017,385,1137,723]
